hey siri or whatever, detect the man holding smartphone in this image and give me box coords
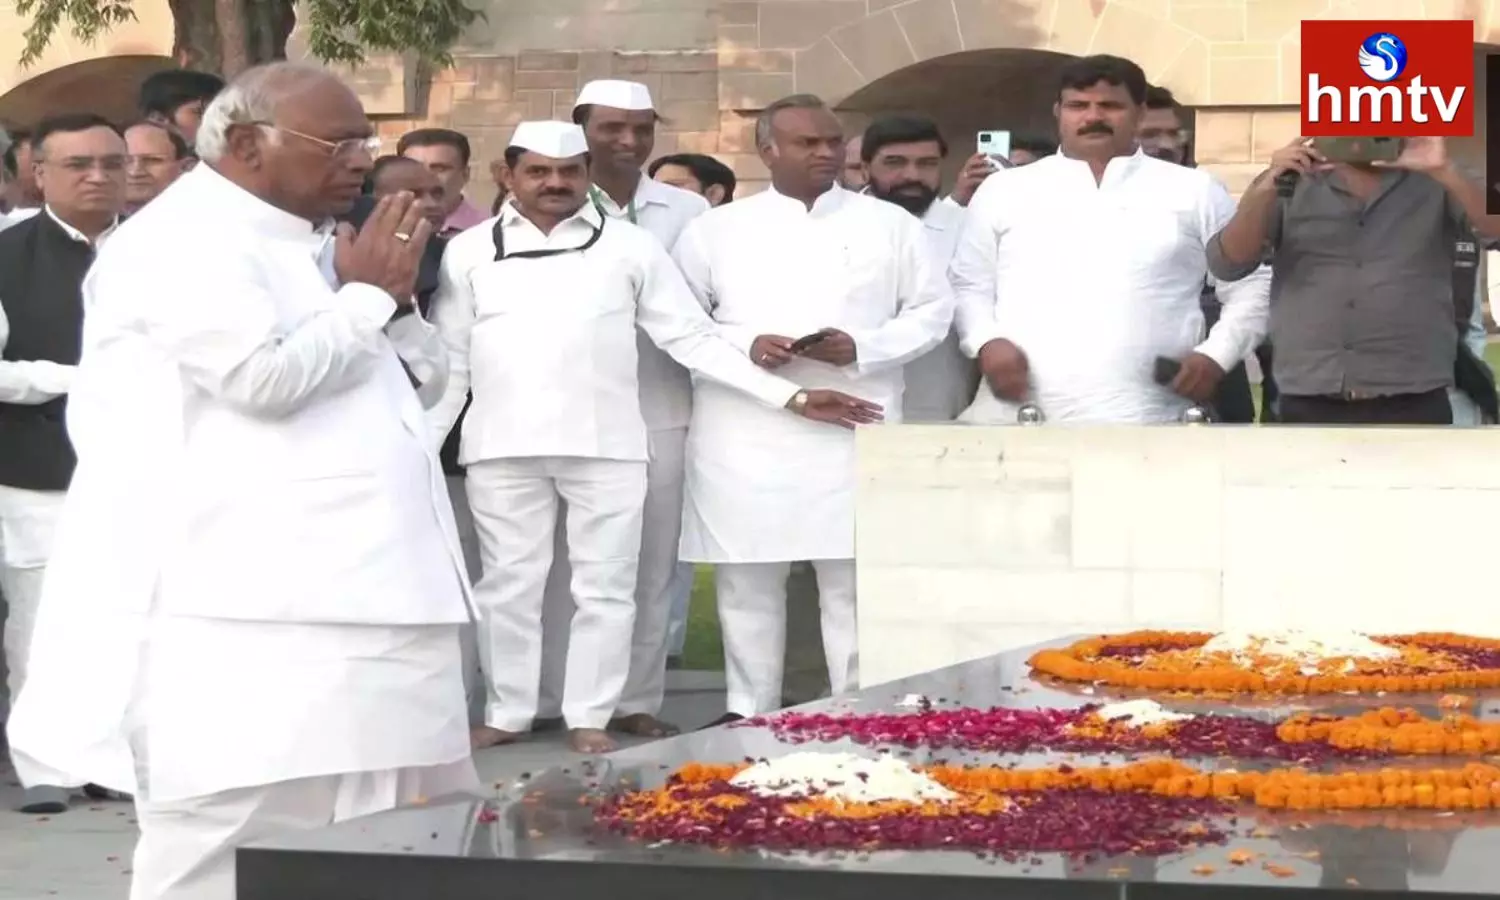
[950,55,1268,425]
[673,94,951,724]
[1210,135,1500,425]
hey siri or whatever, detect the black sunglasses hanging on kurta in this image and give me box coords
[492,203,606,262]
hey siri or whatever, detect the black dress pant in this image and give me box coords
[1276,388,1453,425]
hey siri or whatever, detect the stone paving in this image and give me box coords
[0,672,726,900]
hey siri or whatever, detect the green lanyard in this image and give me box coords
[589,185,637,224]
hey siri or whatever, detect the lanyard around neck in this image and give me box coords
[492,206,606,262]
[588,185,637,224]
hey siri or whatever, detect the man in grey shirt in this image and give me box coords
[1208,136,1499,425]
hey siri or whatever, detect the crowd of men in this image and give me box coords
[0,52,1496,899]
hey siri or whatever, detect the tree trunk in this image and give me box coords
[167,0,295,76]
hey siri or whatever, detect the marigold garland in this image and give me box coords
[1028,631,1500,695]
[597,758,1500,854]
[625,758,1500,814]
[1277,707,1500,755]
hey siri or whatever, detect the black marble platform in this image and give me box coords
[237,639,1500,899]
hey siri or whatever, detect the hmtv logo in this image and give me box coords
[1301,20,1474,136]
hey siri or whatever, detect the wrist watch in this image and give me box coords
[789,390,809,413]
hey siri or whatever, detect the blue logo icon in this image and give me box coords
[1358,32,1407,83]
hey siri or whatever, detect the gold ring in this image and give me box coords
[394,232,411,243]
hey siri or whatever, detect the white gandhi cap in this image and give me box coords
[573,79,655,112]
[507,121,590,160]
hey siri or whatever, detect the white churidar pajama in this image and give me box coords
[672,185,953,717]
[539,426,685,719]
[0,487,64,714]
[538,178,708,721]
[949,151,1270,425]
[430,197,794,733]
[466,457,647,730]
[715,560,856,717]
[6,166,479,900]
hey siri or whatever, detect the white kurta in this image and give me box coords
[430,199,797,462]
[591,176,711,431]
[6,165,474,803]
[673,186,953,563]
[950,150,1270,424]
[900,197,978,422]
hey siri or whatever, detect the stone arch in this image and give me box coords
[836,48,1073,181]
[0,55,180,128]
[716,0,1496,116]
[0,0,175,109]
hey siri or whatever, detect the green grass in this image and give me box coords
[682,565,724,671]
[679,343,1500,670]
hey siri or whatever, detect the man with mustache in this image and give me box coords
[950,55,1269,424]
[520,81,713,742]
[859,115,978,421]
[429,120,874,754]
[1136,85,1260,424]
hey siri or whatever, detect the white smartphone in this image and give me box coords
[977,130,1012,169]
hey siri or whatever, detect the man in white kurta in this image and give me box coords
[858,115,978,422]
[0,115,126,815]
[950,56,1268,425]
[673,95,953,721]
[5,64,478,900]
[432,122,860,754]
[533,81,711,736]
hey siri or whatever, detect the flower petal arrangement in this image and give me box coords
[1028,630,1500,694]
[748,703,1500,760]
[597,757,1500,854]
[597,758,1234,857]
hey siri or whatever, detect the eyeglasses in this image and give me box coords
[253,122,382,158]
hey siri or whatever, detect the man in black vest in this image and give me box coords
[0,113,126,814]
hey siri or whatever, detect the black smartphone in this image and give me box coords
[789,331,830,354]
[1152,356,1182,386]
[1314,136,1402,164]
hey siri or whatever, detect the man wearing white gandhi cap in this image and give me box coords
[533,79,714,738]
[429,120,880,753]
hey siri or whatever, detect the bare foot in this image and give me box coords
[608,713,680,738]
[471,726,523,750]
[567,728,617,754]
